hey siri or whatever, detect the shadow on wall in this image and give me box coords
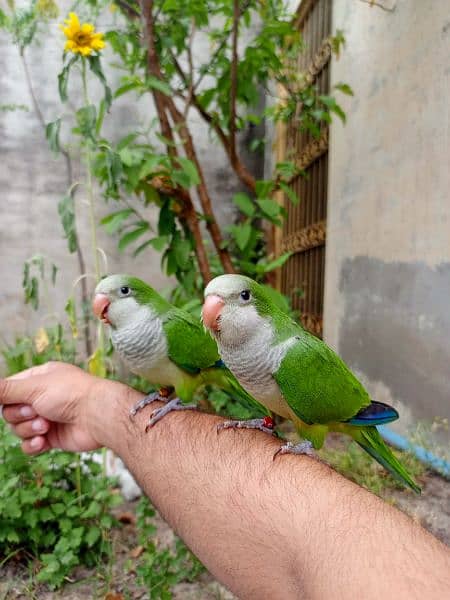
[339,257,450,421]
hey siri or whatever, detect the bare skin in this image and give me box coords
[1,362,449,600]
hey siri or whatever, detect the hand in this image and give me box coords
[0,362,122,454]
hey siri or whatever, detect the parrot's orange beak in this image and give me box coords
[202,295,224,332]
[92,293,111,325]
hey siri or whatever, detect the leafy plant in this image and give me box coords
[0,418,122,589]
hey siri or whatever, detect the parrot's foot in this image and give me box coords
[217,416,276,436]
[129,388,171,419]
[273,440,314,460]
[145,397,197,432]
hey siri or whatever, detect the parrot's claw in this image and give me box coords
[129,391,165,419]
[129,388,172,419]
[273,440,314,461]
[217,416,276,437]
[145,397,197,431]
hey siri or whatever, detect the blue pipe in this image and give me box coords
[378,425,450,479]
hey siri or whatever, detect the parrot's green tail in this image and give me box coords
[351,427,421,494]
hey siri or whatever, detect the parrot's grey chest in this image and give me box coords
[111,314,167,376]
[219,328,296,414]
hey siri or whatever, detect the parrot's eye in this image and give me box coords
[119,286,130,296]
[240,290,251,302]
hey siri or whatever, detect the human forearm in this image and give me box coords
[90,388,450,600]
[2,365,449,599]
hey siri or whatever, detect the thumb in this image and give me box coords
[0,375,44,406]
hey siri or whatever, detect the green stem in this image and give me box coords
[81,58,102,283]
[76,456,82,507]
[81,58,107,477]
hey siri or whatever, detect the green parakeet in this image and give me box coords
[202,274,420,494]
[93,274,268,428]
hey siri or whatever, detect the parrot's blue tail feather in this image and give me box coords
[348,401,398,426]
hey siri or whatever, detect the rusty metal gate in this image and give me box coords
[275,0,332,337]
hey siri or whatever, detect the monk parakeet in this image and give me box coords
[93,274,269,429]
[202,274,420,493]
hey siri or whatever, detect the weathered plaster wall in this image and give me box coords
[0,6,259,370]
[325,0,450,430]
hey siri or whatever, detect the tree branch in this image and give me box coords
[170,51,257,194]
[141,0,213,282]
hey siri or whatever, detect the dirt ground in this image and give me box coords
[1,469,449,599]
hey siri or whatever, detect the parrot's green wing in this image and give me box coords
[274,331,371,425]
[162,308,220,375]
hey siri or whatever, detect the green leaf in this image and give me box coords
[232,192,255,217]
[75,105,97,140]
[46,119,61,155]
[85,526,101,548]
[262,252,292,272]
[58,56,77,103]
[257,197,280,219]
[58,194,77,252]
[173,237,191,269]
[139,155,167,179]
[230,222,252,251]
[118,223,149,251]
[65,296,78,339]
[114,79,144,98]
[279,182,299,206]
[334,82,354,96]
[134,235,169,256]
[319,95,346,123]
[177,157,200,186]
[100,209,133,234]
[158,201,176,236]
[119,147,143,167]
[145,75,172,96]
[88,55,112,110]
[255,180,275,198]
[95,99,106,136]
[105,149,123,193]
[276,160,297,180]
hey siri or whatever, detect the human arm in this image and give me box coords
[1,362,449,600]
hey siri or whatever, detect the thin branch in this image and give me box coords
[183,18,196,119]
[229,0,239,165]
[114,0,141,19]
[164,99,235,274]
[191,0,252,93]
[170,50,257,193]
[359,0,395,11]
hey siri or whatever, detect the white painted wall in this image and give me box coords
[325,0,450,430]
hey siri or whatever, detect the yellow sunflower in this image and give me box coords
[60,12,105,56]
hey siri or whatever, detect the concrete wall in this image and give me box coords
[0,5,260,369]
[325,0,450,432]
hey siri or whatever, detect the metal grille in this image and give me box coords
[278,0,331,337]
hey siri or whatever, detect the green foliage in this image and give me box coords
[1,326,76,375]
[22,254,57,311]
[0,418,122,589]
[134,498,205,599]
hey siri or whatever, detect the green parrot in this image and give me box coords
[93,274,269,429]
[202,274,420,493]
